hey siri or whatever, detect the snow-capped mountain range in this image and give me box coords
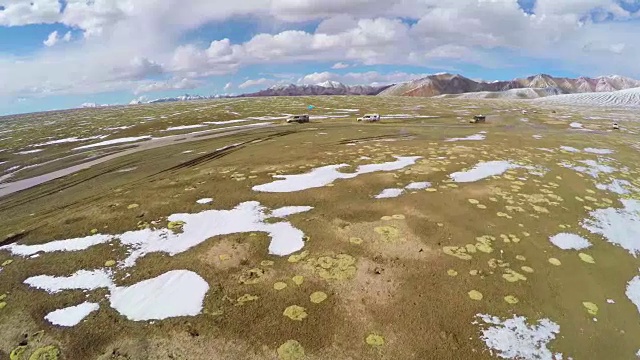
[238,82,391,97]
[377,73,640,97]
[128,94,234,105]
[122,73,640,106]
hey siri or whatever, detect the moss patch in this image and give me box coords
[365,334,385,346]
[583,302,599,315]
[468,290,483,301]
[292,276,304,286]
[309,291,328,304]
[283,305,308,321]
[502,269,527,282]
[548,258,562,266]
[277,340,305,360]
[28,345,60,360]
[10,346,27,360]
[288,251,309,263]
[236,294,259,305]
[504,295,519,304]
[579,253,595,264]
[274,282,288,291]
[239,268,265,284]
[2,259,14,266]
[104,260,116,267]
[304,254,357,281]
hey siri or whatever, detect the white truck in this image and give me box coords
[357,113,381,122]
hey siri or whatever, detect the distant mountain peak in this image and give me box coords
[128,93,232,105]
[317,80,344,88]
[240,82,392,97]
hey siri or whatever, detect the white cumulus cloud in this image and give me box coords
[1,0,640,103]
[331,62,350,69]
[43,30,72,47]
[297,70,429,85]
[134,78,202,95]
[238,78,275,89]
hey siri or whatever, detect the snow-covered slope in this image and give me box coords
[434,87,562,100]
[533,87,640,107]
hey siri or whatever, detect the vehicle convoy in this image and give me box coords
[357,113,381,122]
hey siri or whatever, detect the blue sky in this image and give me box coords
[0,0,639,116]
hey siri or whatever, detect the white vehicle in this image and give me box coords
[613,122,620,130]
[357,113,381,122]
[286,114,310,123]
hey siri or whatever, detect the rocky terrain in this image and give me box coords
[378,73,640,97]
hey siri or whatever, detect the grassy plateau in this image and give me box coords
[0,96,639,359]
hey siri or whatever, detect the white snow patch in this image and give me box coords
[445,133,486,142]
[74,136,152,150]
[607,299,616,304]
[560,146,580,153]
[570,122,583,129]
[450,161,520,183]
[534,87,640,107]
[196,198,213,204]
[248,115,287,121]
[163,125,207,131]
[582,199,640,257]
[383,114,439,119]
[117,202,312,266]
[45,302,99,327]
[533,135,543,139]
[405,182,432,190]
[596,179,634,194]
[116,167,137,173]
[204,119,248,125]
[560,159,617,178]
[254,164,348,192]
[626,275,640,315]
[2,234,112,256]
[109,270,208,321]
[253,156,422,193]
[185,122,272,135]
[270,206,314,218]
[104,125,133,131]
[32,136,105,147]
[584,148,614,155]
[15,149,44,155]
[2,202,312,265]
[476,314,568,360]
[549,233,592,250]
[375,188,405,199]
[24,269,114,294]
[374,182,431,199]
